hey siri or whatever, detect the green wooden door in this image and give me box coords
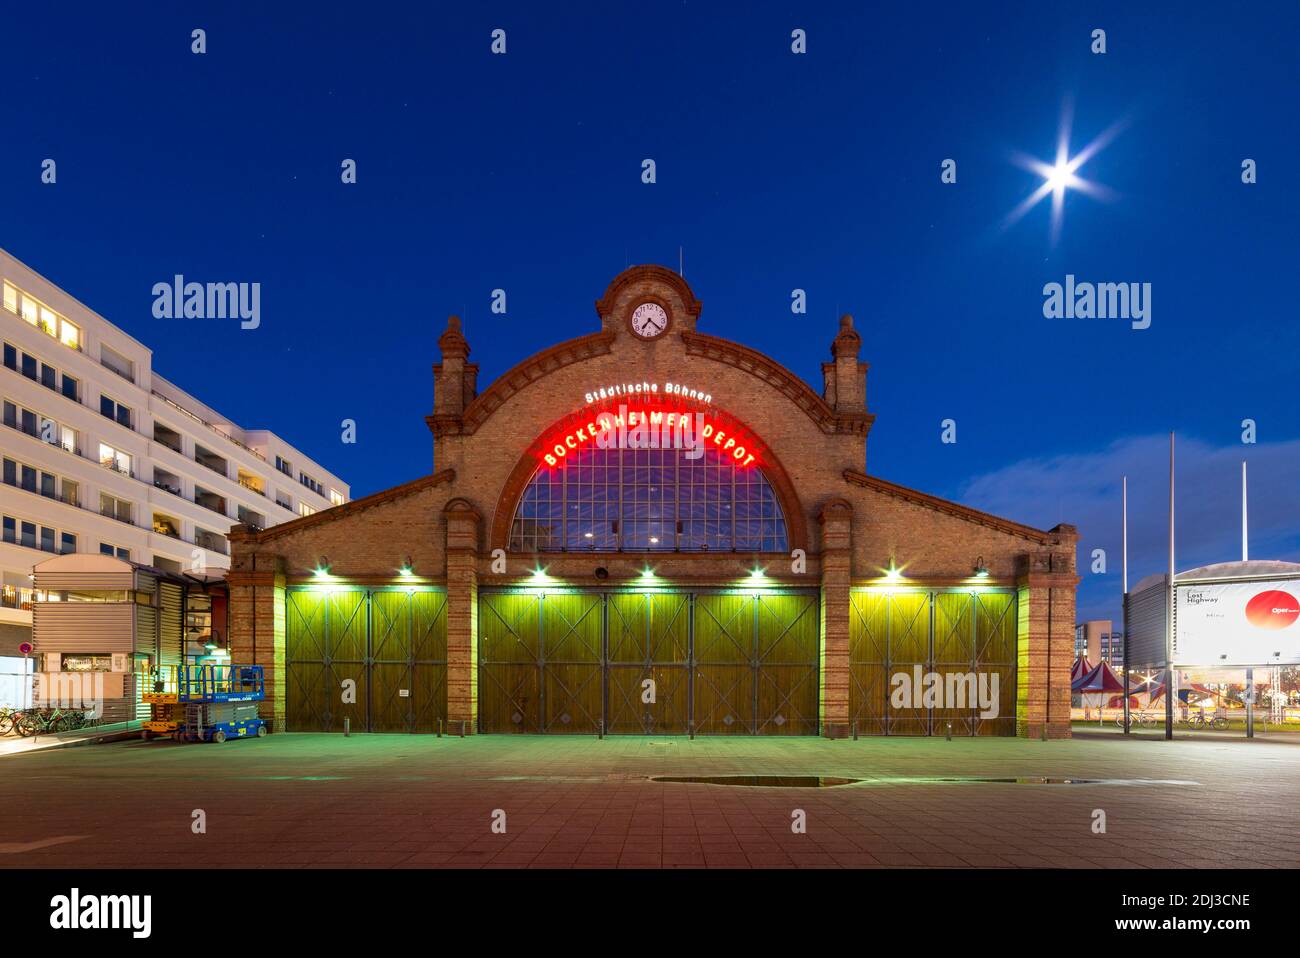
[478,592,543,733]
[541,593,604,733]
[369,590,449,733]
[285,588,447,733]
[607,593,690,733]
[849,589,1017,736]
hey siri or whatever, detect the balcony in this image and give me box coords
[153,467,182,497]
[194,444,228,479]
[154,423,183,454]
[152,390,268,463]
[153,514,182,540]
[237,505,266,531]
[194,486,228,517]
[237,469,266,496]
[194,529,229,556]
[100,345,135,384]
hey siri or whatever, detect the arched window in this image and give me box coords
[510,445,788,553]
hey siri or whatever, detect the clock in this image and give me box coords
[629,301,669,339]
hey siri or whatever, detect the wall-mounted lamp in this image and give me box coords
[313,556,331,577]
[399,556,414,576]
[973,557,989,578]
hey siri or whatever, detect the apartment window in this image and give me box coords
[2,458,63,504]
[60,531,77,555]
[99,493,133,524]
[2,514,61,553]
[275,456,293,477]
[276,491,291,510]
[99,443,131,475]
[99,543,130,561]
[298,502,316,517]
[3,345,80,403]
[329,489,345,507]
[300,472,323,496]
[3,400,75,451]
[100,395,133,429]
[4,281,81,351]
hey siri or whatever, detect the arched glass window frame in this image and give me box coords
[509,444,789,554]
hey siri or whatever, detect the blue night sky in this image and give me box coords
[3,1,1297,620]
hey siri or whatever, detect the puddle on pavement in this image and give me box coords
[650,775,860,787]
[249,775,346,781]
[649,775,1197,788]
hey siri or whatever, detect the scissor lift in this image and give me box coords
[143,664,268,743]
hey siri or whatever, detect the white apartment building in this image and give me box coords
[0,247,349,645]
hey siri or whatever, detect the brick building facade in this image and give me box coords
[228,266,1077,738]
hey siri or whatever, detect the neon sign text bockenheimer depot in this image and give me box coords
[537,402,758,469]
[583,381,712,405]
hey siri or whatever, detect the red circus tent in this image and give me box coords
[1071,661,1125,695]
[1071,656,1094,683]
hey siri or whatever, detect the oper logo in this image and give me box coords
[1244,589,1300,630]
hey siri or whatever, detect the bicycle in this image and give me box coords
[0,706,21,736]
[1181,711,1229,731]
[1116,710,1157,729]
[13,707,79,737]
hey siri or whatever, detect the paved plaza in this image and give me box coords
[1,731,1295,869]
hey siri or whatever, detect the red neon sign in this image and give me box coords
[534,399,762,469]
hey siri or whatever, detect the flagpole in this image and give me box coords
[1242,460,1248,562]
[1122,476,1130,734]
[1165,433,1175,740]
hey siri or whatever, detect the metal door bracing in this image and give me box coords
[848,589,1016,736]
[478,590,819,735]
[285,588,448,732]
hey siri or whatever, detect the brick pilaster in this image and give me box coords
[819,499,853,737]
[444,498,481,733]
[1015,552,1077,739]
[227,560,286,730]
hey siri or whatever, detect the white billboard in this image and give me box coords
[1174,578,1300,666]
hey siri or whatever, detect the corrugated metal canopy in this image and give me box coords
[32,553,136,590]
[1132,559,1300,595]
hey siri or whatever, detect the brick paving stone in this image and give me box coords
[2,731,1296,869]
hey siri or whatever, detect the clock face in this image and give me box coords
[630,301,669,339]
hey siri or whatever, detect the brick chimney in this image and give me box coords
[821,314,867,412]
[433,315,477,416]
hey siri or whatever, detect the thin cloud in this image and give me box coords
[957,434,1300,621]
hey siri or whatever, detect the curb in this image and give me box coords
[0,728,143,757]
